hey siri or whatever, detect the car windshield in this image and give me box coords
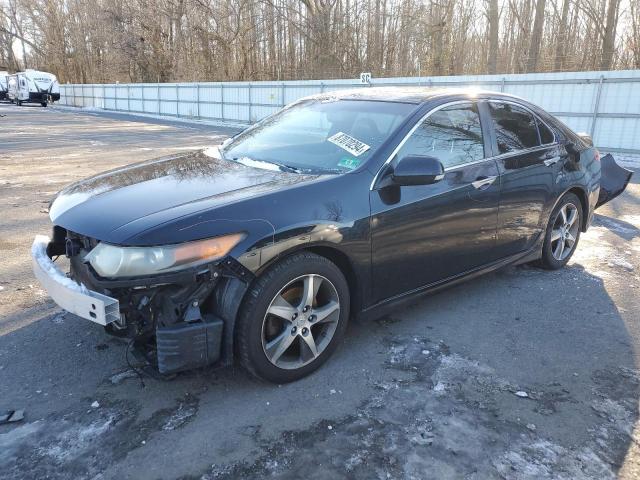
[222,99,417,174]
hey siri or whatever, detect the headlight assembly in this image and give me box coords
[84,233,245,278]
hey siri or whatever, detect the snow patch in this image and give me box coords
[591,398,635,435]
[38,416,115,462]
[620,214,640,226]
[0,421,43,457]
[344,451,365,471]
[434,353,498,387]
[607,257,634,271]
[494,440,614,480]
[604,153,640,169]
[162,403,197,431]
[595,216,639,235]
[235,157,281,171]
[203,146,284,172]
[202,145,223,159]
[433,381,446,392]
[31,235,89,294]
[110,370,138,385]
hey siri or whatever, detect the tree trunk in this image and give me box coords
[526,0,546,72]
[487,0,499,74]
[554,0,570,71]
[601,0,620,70]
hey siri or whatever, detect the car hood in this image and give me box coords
[50,148,319,243]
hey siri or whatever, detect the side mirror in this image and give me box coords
[392,155,445,186]
[565,141,582,162]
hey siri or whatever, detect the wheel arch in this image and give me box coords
[549,185,589,232]
[217,243,363,366]
[566,186,589,232]
[252,243,362,318]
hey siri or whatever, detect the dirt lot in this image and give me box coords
[1,103,639,480]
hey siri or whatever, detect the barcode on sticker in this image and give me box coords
[328,132,371,157]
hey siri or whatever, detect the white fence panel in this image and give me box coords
[59,70,640,153]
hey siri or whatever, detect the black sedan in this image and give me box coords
[32,88,632,383]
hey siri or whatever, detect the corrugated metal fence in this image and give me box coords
[60,70,640,154]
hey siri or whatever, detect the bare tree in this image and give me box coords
[553,0,570,71]
[486,0,500,74]
[1,0,636,82]
[601,0,620,70]
[527,0,546,71]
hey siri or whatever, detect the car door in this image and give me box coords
[370,101,500,303]
[19,76,28,100]
[485,101,562,256]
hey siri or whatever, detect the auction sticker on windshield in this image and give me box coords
[337,156,361,170]
[328,132,371,157]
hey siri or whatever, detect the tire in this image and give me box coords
[536,192,583,270]
[41,102,47,107]
[17,100,22,106]
[236,252,350,383]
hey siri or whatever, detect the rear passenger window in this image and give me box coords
[537,119,555,144]
[488,102,540,154]
[397,103,485,169]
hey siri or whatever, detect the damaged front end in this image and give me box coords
[35,227,253,375]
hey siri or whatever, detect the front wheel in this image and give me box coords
[537,192,582,270]
[236,252,350,383]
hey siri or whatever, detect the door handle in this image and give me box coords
[544,156,561,166]
[472,176,497,190]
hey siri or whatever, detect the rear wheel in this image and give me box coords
[537,192,582,270]
[236,252,350,383]
[41,102,48,107]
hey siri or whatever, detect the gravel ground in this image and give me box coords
[1,103,639,480]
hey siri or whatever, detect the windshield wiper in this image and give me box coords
[229,155,303,174]
[266,161,303,174]
[222,151,337,175]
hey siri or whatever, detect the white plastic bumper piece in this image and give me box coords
[31,235,120,326]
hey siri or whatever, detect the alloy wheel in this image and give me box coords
[550,202,579,261]
[261,274,340,370]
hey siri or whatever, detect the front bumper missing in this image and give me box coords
[32,234,243,374]
[31,235,120,326]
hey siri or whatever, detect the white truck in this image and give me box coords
[7,69,60,107]
[0,71,8,101]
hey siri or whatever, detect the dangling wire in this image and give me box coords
[125,338,146,389]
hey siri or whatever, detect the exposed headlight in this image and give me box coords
[84,233,245,278]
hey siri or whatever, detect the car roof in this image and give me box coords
[305,86,525,105]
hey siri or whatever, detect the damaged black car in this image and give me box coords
[32,88,633,383]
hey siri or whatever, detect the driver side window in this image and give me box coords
[396,103,485,169]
